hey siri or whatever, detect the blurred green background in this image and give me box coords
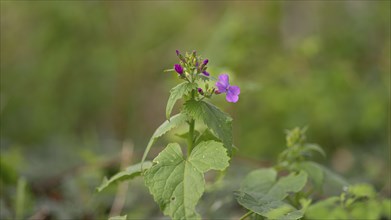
[1,1,390,219]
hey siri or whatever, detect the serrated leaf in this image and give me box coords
[188,141,230,172]
[235,170,308,219]
[183,100,233,155]
[297,161,324,189]
[235,192,303,220]
[238,169,307,201]
[141,113,188,165]
[144,141,229,220]
[109,215,127,220]
[166,82,197,119]
[97,161,153,192]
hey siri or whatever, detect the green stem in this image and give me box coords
[187,89,196,157]
[239,211,253,220]
[187,119,195,156]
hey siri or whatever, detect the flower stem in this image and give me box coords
[239,211,253,220]
[187,118,195,157]
[187,89,196,157]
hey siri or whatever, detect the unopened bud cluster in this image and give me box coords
[173,50,210,79]
[167,50,240,103]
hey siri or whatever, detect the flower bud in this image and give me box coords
[202,71,210,76]
[198,88,204,95]
[174,64,184,75]
[202,59,208,66]
[176,50,180,56]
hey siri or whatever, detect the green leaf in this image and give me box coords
[109,215,127,220]
[306,188,389,219]
[238,169,307,201]
[265,171,308,201]
[235,192,303,220]
[235,169,308,219]
[166,82,197,119]
[321,164,350,190]
[297,161,324,189]
[347,183,376,199]
[188,141,230,172]
[141,113,188,165]
[144,141,229,219]
[305,197,347,219]
[239,168,277,198]
[184,100,233,155]
[302,143,326,157]
[97,161,153,192]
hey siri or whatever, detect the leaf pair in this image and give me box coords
[144,141,230,219]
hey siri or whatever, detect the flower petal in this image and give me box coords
[226,85,240,103]
[215,74,230,93]
[228,85,240,96]
[226,93,239,103]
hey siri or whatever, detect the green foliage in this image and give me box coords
[166,82,197,119]
[235,169,308,219]
[141,113,188,164]
[305,184,390,219]
[184,100,233,155]
[96,161,153,192]
[144,141,229,219]
[296,161,324,189]
[236,128,389,220]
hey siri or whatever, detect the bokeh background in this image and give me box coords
[1,1,390,219]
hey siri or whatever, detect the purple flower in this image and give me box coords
[174,64,183,75]
[197,88,204,94]
[202,71,210,76]
[176,50,180,56]
[202,59,209,66]
[215,74,240,103]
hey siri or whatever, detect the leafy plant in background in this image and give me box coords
[98,50,240,219]
[235,127,390,220]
